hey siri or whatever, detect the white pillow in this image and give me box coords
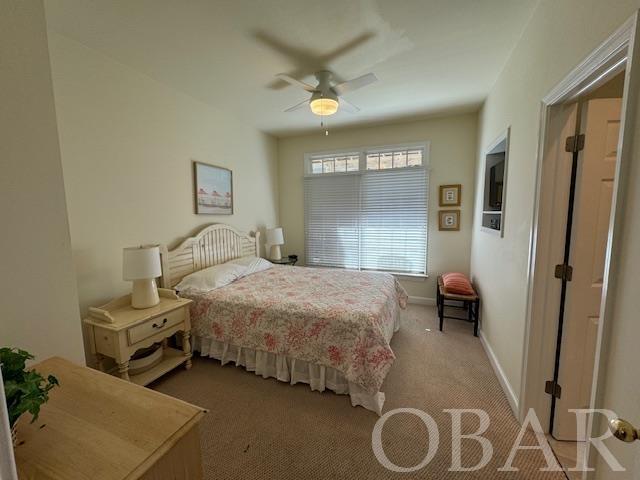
[227,256,273,276]
[174,263,246,293]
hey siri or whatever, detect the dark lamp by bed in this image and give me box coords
[266,228,284,261]
[123,245,162,309]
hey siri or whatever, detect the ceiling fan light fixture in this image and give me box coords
[310,97,339,116]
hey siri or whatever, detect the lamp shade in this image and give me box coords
[123,245,161,280]
[310,97,339,116]
[266,227,284,245]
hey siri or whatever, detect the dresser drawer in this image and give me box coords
[127,308,185,345]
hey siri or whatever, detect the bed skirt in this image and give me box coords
[192,336,386,414]
[191,312,401,415]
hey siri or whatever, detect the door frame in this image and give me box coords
[519,10,640,473]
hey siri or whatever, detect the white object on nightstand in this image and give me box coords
[84,288,193,384]
[266,227,284,260]
[123,245,162,309]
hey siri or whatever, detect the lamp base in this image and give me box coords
[269,245,282,261]
[131,278,160,309]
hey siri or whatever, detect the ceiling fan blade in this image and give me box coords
[339,97,361,113]
[320,31,376,65]
[333,73,378,96]
[284,99,309,112]
[277,73,316,92]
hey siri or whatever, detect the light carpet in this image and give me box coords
[153,305,566,479]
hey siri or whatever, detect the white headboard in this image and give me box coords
[159,224,260,288]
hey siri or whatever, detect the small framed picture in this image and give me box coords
[439,184,461,207]
[193,161,233,215]
[439,210,460,231]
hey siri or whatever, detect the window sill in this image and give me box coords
[393,273,428,282]
[304,264,429,281]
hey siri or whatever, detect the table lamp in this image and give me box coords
[123,245,162,309]
[266,227,284,261]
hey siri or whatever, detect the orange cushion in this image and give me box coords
[442,273,475,296]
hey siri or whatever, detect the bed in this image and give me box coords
[159,224,407,414]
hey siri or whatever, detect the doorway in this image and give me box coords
[519,11,640,480]
[545,78,624,477]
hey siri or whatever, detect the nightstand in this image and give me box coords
[271,255,298,266]
[83,288,193,385]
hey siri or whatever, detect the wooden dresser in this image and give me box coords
[13,357,205,480]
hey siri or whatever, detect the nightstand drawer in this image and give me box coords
[127,308,185,345]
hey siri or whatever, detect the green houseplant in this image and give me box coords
[0,348,58,446]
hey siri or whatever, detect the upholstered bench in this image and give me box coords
[436,273,480,336]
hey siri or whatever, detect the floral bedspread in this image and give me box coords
[183,266,408,394]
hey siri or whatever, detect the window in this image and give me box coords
[364,148,423,170]
[304,144,428,276]
[309,152,360,174]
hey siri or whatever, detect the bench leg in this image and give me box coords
[473,299,480,337]
[437,289,444,332]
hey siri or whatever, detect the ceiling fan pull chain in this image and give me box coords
[320,91,329,135]
[320,118,329,136]
[320,115,329,136]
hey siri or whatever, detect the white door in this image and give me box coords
[553,98,622,441]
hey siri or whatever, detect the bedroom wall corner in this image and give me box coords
[0,0,84,364]
[469,0,640,417]
[47,32,280,363]
[276,112,479,299]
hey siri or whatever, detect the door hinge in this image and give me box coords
[565,134,585,153]
[545,380,562,399]
[554,263,573,282]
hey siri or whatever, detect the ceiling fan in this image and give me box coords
[278,70,378,116]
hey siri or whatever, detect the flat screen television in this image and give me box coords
[488,160,504,209]
[482,129,509,235]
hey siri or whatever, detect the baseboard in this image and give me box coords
[408,296,436,306]
[478,330,519,418]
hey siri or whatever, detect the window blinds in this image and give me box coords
[360,167,428,274]
[304,173,361,269]
[304,166,428,275]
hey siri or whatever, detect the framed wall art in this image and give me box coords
[439,184,461,207]
[438,210,460,231]
[193,161,233,215]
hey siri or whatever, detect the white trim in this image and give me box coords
[480,226,502,237]
[543,16,635,105]
[479,330,519,418]
[484,127,510,155]
[304,141,431,176]
[306,141,430,159]
[394,273,428,281]
[480,127,510,238]
[408,296,435,306]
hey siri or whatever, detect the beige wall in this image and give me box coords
[47,33,279,327]
[277,113,478,299]
[470,0,640,421]
[0,0,84,363]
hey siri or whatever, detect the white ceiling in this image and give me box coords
[45,0,538,137]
